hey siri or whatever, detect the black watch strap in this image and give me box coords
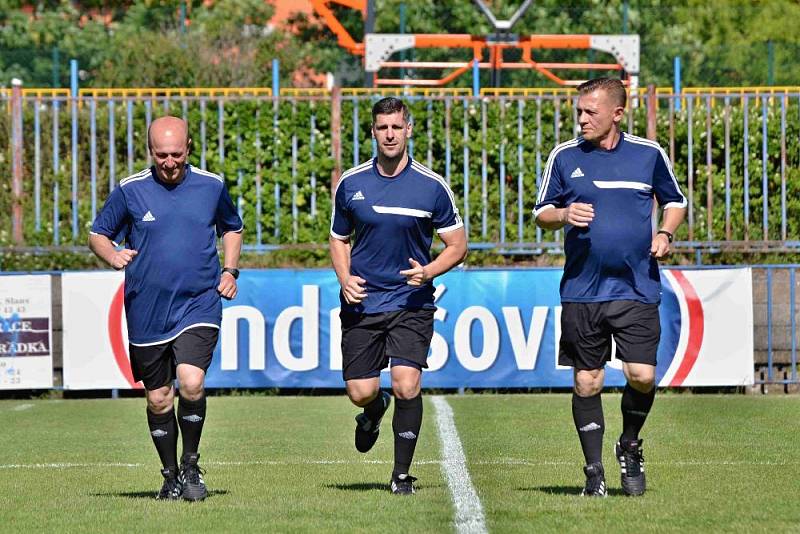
[222,267,240,279]
[657,229,674,243]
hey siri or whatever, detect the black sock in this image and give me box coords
[572,392,604,465]
[392,394,422,476]
[147,408,178,471]
[177,395,207,457]
[620,383,656,442]
[364,390,387,420]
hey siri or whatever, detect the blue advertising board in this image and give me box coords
[206,269,686,389]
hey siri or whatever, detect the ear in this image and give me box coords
[406,120,413,138]
[186,137,193,154]
[612,106,625,125]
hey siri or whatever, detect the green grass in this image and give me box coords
[0,394,798,533]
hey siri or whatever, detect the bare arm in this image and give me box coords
[651,206,687,259]
[218,230,243,299]
[88,233,137,270]
[329,236,367,304]
[400,227,468,286]
[534,203,595,231]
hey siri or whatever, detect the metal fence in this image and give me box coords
[2,86,800,256]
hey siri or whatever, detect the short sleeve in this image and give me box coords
[330,180,353,240]
[432,181,463,234]
[651,147,687,209]
[533,148,566,218]
[91,186,130,245]
[215,185,244,237]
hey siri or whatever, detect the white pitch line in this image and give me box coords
[12,404,34,411]
[0,462,143,470]
[0,459,444,470]
[0,458,790,471]
[432,396,488,534]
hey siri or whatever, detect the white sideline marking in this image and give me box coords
[0,462,142,469]
[432,396,488,534]
[12,404,34,411]
[0,459,443,470]
[0,458,790,471]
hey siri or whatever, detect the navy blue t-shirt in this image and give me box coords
[330,157,463,313]
[534,133,686,304]
[91,165,243,345]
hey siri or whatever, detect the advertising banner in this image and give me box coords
[0,275,53,389]
[61,268,754,389]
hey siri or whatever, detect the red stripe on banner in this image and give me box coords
[107,283,141,389]
[669,270,705,386]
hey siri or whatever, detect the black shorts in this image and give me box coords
[559,301,660,370]
[129,326,219,390]
[340,308,435,381]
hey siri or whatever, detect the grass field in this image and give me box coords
[1,394,798,533]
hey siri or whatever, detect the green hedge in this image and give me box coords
[2,93,799,259]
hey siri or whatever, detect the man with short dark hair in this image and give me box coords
[330,97,467,495]
[90,116,243,501]
[535,77,686,497]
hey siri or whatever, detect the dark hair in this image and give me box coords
[371,97,411,123]
[577,77,627,109]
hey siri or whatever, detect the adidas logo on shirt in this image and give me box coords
[142,211,156,222]
[352,190,365,201]
[570,167,585,178]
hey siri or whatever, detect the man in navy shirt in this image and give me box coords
[330,97,467,495]
[535,78,686,497]
[90,116,243,501]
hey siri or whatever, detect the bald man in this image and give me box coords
[90,116,243,501]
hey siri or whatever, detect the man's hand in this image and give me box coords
[651,233,671,259]
[342,275,367,304]
[109,248,138,270]
[400,258,428,286]
[561,203,594,227]
[217,271,238,300]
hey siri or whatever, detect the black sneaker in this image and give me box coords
[179,453,208,502]
[616,439,646,496]
[354,391,391,453]
[156,467,182,500]
[581,462,607,497]
[390,473,417,495]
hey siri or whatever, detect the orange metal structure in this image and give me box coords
[310,0,639,90]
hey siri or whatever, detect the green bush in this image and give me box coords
[2,93,799,269]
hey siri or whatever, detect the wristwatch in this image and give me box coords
[656,229,674,243]
[222,267,240,279]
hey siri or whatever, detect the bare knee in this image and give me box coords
[146,387,174,413]
[346,379,380,407]
[176,364,206,401]
[624,364,655,392]
[179,379,205,401]
[574,369,604,397]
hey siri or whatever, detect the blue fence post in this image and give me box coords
[70,59,79,241]
[272,59,280,97]
[673,56,681,111]
[472,57,480,98]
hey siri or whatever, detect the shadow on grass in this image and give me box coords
[325,482,444,492]
[324,482,388,492]
[521,485,628,497]
[92,489,229,500]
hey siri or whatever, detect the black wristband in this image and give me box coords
[657,230,674,243]
[222,267,240,279]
